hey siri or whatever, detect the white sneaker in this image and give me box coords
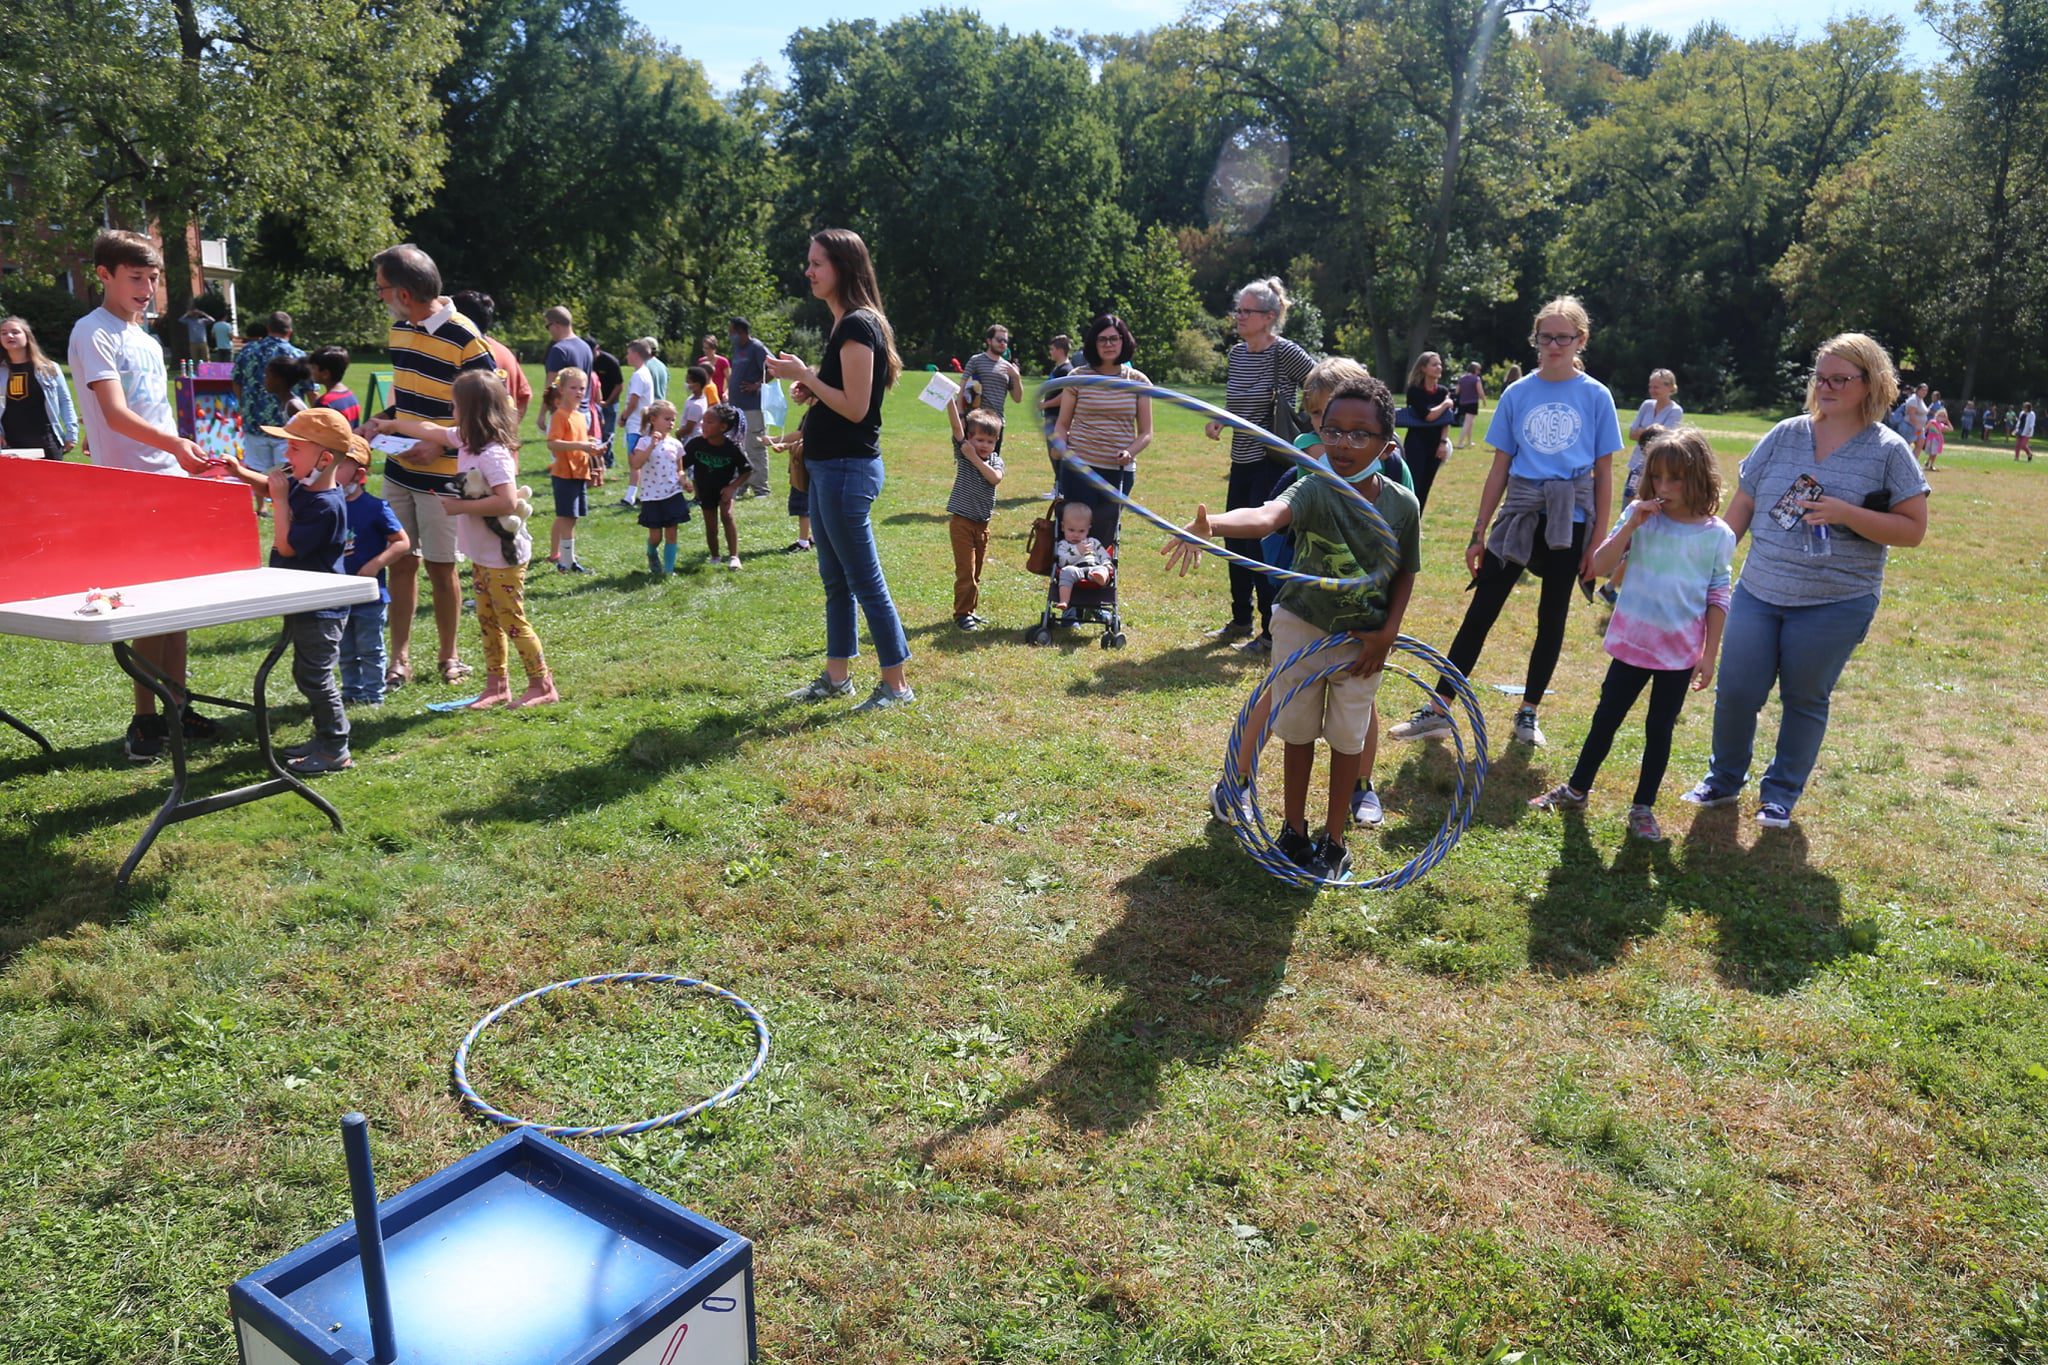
[727,555,742,571]
[1511,705,1545,746]
[1387,704,1453,741]
[851,683,915,713]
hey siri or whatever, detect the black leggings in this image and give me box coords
[1570,658,1693,807]
[1435,515,1588,704]
[1225,459,1286,631]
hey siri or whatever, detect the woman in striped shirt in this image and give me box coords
[1204,277,1315,655]
[1049,313,1152,549]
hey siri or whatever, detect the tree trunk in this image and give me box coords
[1959,126,2014,406]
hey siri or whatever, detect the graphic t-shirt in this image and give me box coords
[637,435,685,502]
[1735,416,1927,608]
[271,479,350,619]
[69,307,180,475]
[549,408,594,480]
[2,365,50,450]
[342,489,405,603]
[1274,472,1422,634]
[1484,372,1624,516]
[456,442,531,569]
[1605,513,1735,671]
[683,435,752,485]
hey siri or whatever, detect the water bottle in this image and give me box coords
[1803,520,1832,557]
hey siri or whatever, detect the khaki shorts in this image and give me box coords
[383,477,460,564]
[1269,606,1385,755]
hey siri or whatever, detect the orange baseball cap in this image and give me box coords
[260,408,371,464]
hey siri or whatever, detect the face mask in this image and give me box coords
[1309,449,1381,484]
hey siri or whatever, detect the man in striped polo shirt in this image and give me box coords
[367,243,497,687]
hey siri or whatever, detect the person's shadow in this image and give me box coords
[1524,812,1674,975]
[1676,806,1850,993]
[932,823,1310,1140]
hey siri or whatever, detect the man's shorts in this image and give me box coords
[383,477,461,564]
[1269,606,1385,756]
[241,431,286,475]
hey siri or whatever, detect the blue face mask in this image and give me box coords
[1309,451,1381,484]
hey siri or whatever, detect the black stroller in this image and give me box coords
[1025,494,1127,649]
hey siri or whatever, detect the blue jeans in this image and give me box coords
[340,600,388,701]
[809,456,909,668]
[1705,583,1878,811]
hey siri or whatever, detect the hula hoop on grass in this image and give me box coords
[1037,371,1487,891]
[1216,633,1488,891]
[452,972,769,1139]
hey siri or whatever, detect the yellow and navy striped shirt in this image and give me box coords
[384,303,496,491]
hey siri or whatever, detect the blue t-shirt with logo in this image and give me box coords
[1484,372,1624,519]
[342,489,405,604]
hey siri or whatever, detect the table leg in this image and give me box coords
[0,704,53,754]
[110,625,344,885]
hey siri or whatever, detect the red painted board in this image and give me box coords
[0,459,259,603]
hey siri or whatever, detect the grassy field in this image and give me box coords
[3,369,2046,1364]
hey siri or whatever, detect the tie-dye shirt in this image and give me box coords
[1605,512,1735,671]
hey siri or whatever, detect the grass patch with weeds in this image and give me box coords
[3,377,2047,1362]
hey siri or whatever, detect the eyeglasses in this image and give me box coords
[1317,427,1386,448]
[1533,332,1582,348]
[1812,370,1865,391]
[1233,307,1274,317]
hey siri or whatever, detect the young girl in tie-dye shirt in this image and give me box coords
[1531,427,1733,841]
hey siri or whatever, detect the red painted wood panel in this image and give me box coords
[0,459,258,602]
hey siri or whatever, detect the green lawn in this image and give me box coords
[4,373,2046,1363]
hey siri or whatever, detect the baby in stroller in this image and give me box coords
[1028,495,1127,648]
[1054,503,1113,614]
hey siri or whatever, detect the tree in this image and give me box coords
[0,0,458,285]
[1110,225,1208,371]
[777,11,1128,359]
[400,0,737,325]
[1171,0,1570,376]
[1550,19,1908,402]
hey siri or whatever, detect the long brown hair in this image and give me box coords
[0,315,57,377]
[1640,427,1724,518]
[452,370,520,454]
[812,228,902,389]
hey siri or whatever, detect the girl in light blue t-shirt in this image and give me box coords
[1389,296,1623,749]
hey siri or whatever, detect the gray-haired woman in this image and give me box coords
[1203,276,1314,655]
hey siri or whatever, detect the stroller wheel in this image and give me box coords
[1027,626,1052,647]
[1103,630,1128,650]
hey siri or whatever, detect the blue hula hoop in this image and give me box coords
[1038,371,1486,891]
[452,972,770,1139]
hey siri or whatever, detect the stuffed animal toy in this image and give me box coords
[459,468,534,564]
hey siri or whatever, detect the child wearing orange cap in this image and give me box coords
[216,407,362,773]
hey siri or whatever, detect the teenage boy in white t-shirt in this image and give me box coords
[66,229,217,762]
[617,340,656,506]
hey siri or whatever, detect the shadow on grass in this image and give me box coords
[1675,805,1848,994]
[0,838,162,966]
[439,703,847,824]
[1061,637,1260,699]
[935,822,1310,1138]
[1524,813,1675,975]
[880,510,953,526]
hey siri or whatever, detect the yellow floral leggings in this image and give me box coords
[471,565,548,681]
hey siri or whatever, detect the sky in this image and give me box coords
[628,0,1942,94]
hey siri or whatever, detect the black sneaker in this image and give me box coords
[1275,823,1317,872]
[954,614,986,632]
[123,713,167,762]
[178,705,218,740]
[1236,631,1273,658]
[1205,620,1255,642]
[1310,834,1352,882]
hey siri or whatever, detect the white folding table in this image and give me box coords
[0,568,381,883]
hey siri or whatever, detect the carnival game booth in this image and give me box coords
[0,456,376,882]
[176,359,246,462]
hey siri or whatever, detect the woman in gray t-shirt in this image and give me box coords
[1683,332,1929,827]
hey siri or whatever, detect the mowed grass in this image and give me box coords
[3,367,2047,1364]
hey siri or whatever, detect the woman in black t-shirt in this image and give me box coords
[767,229,914,711]
[0,316,78,458]
[1402,350,1456,510]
